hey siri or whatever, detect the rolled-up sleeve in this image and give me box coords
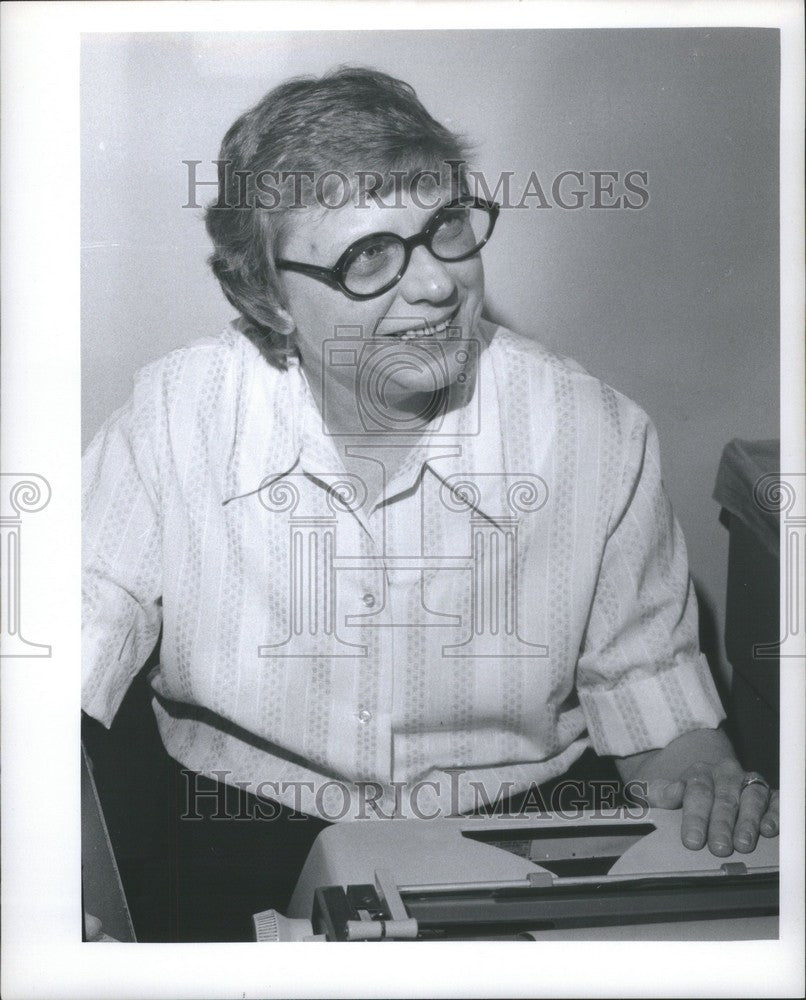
[576,410,725,757]
[82,365,164,727]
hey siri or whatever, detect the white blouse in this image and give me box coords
[82,320,724,819]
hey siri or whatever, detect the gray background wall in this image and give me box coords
[81,29,780,685]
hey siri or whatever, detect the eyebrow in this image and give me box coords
[303,195,456,265]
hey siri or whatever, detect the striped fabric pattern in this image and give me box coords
[82,321,724,819]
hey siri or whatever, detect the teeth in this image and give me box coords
[393,317,453,340]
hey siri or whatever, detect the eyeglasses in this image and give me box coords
[275,197,500,300]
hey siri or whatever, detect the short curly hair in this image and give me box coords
[204,66,471,367]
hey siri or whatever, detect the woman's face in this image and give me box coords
[276,190,486,409]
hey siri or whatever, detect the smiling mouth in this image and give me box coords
[379,307,460,340]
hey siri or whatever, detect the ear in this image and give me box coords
[274,307,296,336]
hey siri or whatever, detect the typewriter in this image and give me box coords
[252,809,779,942]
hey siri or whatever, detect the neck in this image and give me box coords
[296,319,491,448]
[301,364,457,442]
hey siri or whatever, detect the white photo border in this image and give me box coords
[1,2,803,998]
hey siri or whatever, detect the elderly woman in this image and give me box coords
[82,67,778,941]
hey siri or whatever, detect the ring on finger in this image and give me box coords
[740,773,771,800]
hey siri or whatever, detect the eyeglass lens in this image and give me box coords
[343,205,492,296]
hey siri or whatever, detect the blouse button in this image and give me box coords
[357,709,372,724]
[362,592,376,608]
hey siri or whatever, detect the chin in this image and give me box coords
[388,366,453,396]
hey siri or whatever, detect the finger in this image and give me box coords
[733,775,771,852]
[760,788,780,838]
[680,765,715,851]
[706,758,745,856]
[642,778,685,809]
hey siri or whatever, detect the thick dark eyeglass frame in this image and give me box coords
[275,196,500,301]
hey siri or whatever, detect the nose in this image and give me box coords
[398,244,456,304]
